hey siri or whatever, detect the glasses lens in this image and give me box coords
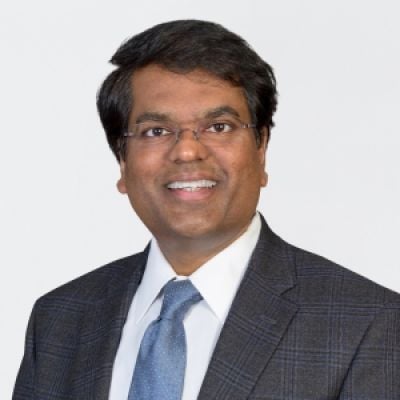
[198,119,240,144]
[132,122,176,145]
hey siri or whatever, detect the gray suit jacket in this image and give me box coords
[14,216,400,399]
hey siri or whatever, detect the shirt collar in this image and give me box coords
[190,213,261,321]
[134,212,261,323]
[133,239,176,324]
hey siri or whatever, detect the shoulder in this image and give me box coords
[35,249,148,308]
[257,216,399,307]
[290,244,400,308]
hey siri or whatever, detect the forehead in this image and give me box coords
[129,65,250,122]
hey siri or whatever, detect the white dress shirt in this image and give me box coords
[109,213,261,400]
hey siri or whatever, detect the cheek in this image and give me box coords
[223,154,264,202]
[233,147,264,181]
[122,153,166,204]
[124,151,160,182]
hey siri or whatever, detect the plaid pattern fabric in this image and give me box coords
[14,216,400,399]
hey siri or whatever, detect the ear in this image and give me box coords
[116,160,128,194]
[257,127,269,188]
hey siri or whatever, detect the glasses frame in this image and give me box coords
[122,119,257,144]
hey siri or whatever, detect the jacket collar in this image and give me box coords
[78,248,149,400]
[198,215,298,399]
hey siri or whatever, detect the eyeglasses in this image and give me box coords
[123,118,256,148]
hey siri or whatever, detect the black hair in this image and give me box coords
[96,20,278,161]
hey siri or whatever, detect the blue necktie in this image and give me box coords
[128,279,202,400]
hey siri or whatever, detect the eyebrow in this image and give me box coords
[202,106,241,120]
[135,112,172,124]
[134,105,242,125]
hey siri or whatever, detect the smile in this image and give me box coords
[167,180,217,192]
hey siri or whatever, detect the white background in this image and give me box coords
[1,1,399,397]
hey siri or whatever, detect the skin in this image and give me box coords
[117,65,268,275]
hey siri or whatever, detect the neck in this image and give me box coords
[156,222,252,276]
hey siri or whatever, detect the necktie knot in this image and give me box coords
[160,279,202,321]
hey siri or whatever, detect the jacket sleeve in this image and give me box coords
[338,303,400,399]
[13,302,38,400]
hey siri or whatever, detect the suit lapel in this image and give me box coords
[73,249,148,400]
[198,217,298,400]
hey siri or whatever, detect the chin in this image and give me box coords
[159,218,221,241]
[173,222,217,239]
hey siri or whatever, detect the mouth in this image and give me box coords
[166,179,217,192]
[165,179,218,201]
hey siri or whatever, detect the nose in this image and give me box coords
[167,128,209,163]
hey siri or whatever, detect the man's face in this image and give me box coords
[117,65,267,247]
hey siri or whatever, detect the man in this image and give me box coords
[14,20,399,400]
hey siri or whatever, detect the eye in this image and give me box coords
[206,122,235,134]
[140,126,173,138]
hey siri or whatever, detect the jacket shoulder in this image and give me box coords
[291,244,400,307]
[36,250,148,306]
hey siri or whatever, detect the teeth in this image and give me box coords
[167,180,217,190]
